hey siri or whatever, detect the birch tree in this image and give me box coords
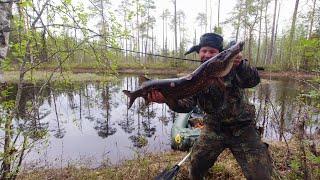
[0,1,13,61]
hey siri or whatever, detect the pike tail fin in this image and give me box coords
[123,90,138,109]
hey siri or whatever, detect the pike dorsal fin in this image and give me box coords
[138,75,151,85]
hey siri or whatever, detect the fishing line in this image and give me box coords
[103,45,200,63]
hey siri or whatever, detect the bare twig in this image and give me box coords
[34,24,101,37]
[31,0,50,28]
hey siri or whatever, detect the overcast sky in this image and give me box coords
[151,0,311,49]
[76,0,313,50]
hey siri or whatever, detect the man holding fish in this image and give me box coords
[148,33,273,179]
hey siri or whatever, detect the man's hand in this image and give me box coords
[233,53,243,67]
[147,90,165,103]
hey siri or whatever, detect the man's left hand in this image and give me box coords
[233,58,242,67]
[233,53,243,68]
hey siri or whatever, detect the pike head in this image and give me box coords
[206,41,245,77]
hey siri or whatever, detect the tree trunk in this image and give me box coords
[165,14,168,59]
[267,0,277,64]
[136,1,140,59]
[205,0,208,32]
[124,9,128,61]
[248,31,253,62]
[288,0,300,70]
[274,1,281,64]
[145,5,150,60]
[3,1,49,176]
[162,10,165,55]
[264,1,269,65]
[308,0,317,39]
[193,29,197,59]
[296,106,310,180]
[210,0,212,31]
[235,12,241,41]
[99,0,111,69]
[152,28,155,62]
[256,2,263,65]
[0,1,12,61]
[218,0,221,28]
[173,0,177,62]
[179,17,182,57]
[2,114,13,179]
[244,0,248,56]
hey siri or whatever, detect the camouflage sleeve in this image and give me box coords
[235,59,261,88]
[166,96,196,113]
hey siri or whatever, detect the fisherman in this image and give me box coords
[148,33,273,180]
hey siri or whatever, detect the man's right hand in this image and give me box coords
[147,90,165,103]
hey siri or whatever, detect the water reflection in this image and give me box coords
[251,78,319,141]
[0,76,319,168]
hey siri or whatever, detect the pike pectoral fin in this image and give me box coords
[123,90,137,109]
[210,77,226,92]
[138,75,151,85]
[215,78,226,92]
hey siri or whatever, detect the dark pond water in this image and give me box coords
[2,75,319,169]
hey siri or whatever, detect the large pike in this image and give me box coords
[123,41,245,109]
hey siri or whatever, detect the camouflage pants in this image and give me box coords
[189,123,272,180]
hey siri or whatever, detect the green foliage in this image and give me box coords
[20,0,33,8]
[297,37,320,71]
[64,0,72,4]
[307,152,320,165]
[290,158,301,172]
[0,86,15,111]
[213,26,222,34]
[299,82,320,109]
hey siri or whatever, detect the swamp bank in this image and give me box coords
[17,140,320,180]
[2,68,319,82]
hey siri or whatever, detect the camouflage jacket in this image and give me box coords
[167,59,260,125]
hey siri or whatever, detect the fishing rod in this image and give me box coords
[104,45,265,70]
[104,45,200,62]
[154,152,191,180]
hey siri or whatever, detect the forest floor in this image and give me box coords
[17,140,320,180]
